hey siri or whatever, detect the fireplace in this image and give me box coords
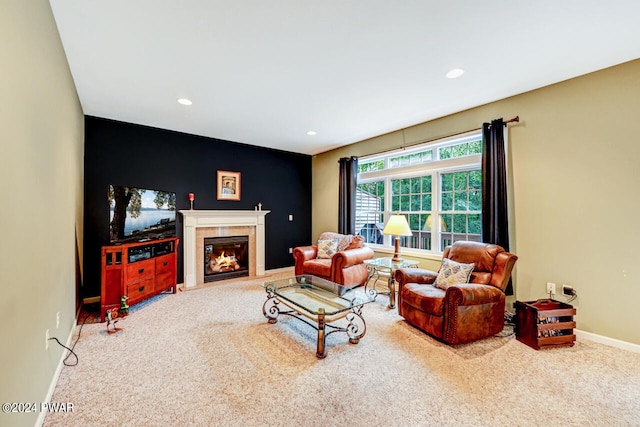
[204,236,249,282]
[179,210,270,288]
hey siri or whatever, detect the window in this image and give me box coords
[355,180,384,244]
[356,130,482,254]
[440,170,482,248]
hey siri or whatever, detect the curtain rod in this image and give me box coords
[355,115,521,159]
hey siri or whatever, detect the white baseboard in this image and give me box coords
[265,266,295,275]
[35,314,78,426]
[82,296,100,304]
[576,329,640,354]
[82,271,293,302]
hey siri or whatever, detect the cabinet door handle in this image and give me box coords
[163,261,168,266]
[138,268,145,274]
[138,286,145,292]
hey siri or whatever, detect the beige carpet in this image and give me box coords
[45,271,640,426]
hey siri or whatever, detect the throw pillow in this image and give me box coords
[434,258,475,289]
[318,232,357,251]
[317,239,338,259]
[345,235,365,250]
[319,232,351,251]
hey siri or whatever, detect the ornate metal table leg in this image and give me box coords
[316,307,326,359]
[346,306,367,344]
[262,285,280,324]
[387,275,396,309]
[364,264,377,299]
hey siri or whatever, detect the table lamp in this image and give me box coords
[383,213,413,263]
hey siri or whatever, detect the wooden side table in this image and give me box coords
[515,299,576,349]
[364,257,419,308]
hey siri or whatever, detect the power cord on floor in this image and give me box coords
[47,310,93,367]
[495,310,515,338]
[504,310,515,324]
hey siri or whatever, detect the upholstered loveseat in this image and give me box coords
[293,232,374,288]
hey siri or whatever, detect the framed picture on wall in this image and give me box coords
[217,170,241,201]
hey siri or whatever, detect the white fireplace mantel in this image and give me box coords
[179,209,270,288]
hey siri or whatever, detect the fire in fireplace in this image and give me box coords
[204,236,249,282]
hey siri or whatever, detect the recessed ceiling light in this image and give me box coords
[306,131,317,136]
[177,98,192,106]
[446,68,465,79]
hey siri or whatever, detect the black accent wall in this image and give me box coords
[84,116,312,298]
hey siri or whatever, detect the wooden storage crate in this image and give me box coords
[514,299,576,349]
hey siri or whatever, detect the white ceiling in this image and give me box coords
[49,0,640,156]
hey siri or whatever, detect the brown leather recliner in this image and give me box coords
[394,241,518,345]
[293,232,374,288]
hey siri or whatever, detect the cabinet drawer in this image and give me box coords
[126,278,154,304]
[125,259,155,282]
[155,253,176,275]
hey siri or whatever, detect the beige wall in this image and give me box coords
[0,1,84,426]
[313,59,640,345]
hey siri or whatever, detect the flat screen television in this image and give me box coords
[108,185,177,244]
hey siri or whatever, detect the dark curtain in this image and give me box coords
[338,156,358,235]
[482,118,513,295]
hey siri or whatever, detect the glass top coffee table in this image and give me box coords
[262,275,374,358]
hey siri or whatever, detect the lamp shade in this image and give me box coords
[383,214,412,236]
[423,214,447,232]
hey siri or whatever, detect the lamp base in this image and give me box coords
[391,237,403,263]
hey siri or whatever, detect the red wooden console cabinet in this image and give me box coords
[100,237,179,322]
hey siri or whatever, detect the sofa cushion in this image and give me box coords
[317,239,338,259]
[302,258,331,278]
[434,258,475,289]
[401,283,446,315]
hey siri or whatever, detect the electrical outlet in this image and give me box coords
[288,247,293,254]
[562,285,575,296]
[45,329,50,350]
[546,282,556,295]
[56,312,60,329]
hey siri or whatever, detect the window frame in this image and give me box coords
[356,130,482,257]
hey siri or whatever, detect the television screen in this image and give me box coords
[108,185,177,243]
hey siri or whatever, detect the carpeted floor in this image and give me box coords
[45,270,640,426]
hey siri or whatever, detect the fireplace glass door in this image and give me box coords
[204,236,249,282]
